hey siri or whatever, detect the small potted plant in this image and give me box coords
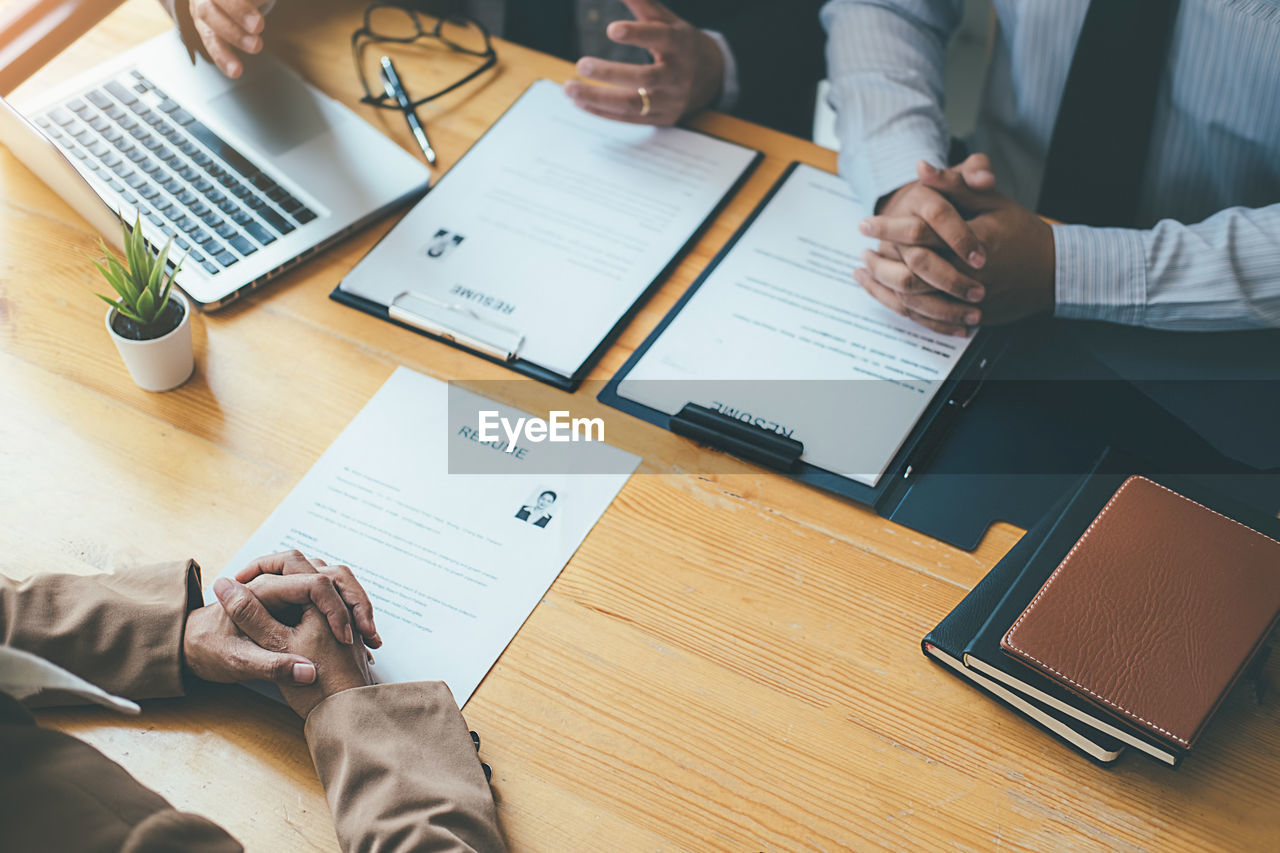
[94,216,194,392]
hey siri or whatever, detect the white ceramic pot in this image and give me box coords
[105,289,195,392]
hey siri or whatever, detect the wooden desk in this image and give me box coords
[2,2,1276,849]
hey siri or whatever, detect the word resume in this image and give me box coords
[617,164,975,487]
[216,368,639,705]
[338,80,759,379]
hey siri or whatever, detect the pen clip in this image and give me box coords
[388,290,524,362]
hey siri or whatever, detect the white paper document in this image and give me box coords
[617,164,975,487]
[216,368,639,705]
[339,79,759,378]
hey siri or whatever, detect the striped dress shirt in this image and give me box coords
[821,0,1280,330]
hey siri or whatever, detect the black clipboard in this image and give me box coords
[330,80,763,392]
[598,161,1005,548]
[600,161,1280,548]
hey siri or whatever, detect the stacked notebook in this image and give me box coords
[923,459,1280,766]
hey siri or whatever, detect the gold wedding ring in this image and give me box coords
[638,87,651,117]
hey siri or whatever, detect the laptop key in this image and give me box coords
[259,207,295,234]
[185,119,258,178]
[120,190,137,204]
[176,215,196,232]
[215,223,236,239]
[244,221,276,246]
[146,212,165,227]
[109,180,125,192]
[105,81,138,105]
[143,136,164,152]
[35,115,51,129]
[292,208,318,225]
[88,141,109,158]
[104,104,125,120]
[102,152,122,168]
[124,173,146,189]
[157,98,179,113]
[102,127,123,143]
[163,178,183,194]
[119,115,138,131]
[126,148,147,164]
[189,249,205,262]
[178,166,198,181]
[231,184,252,200]
[129,125,149,140]
[217,199,238,215]
[175,236,190,249]
[68,98,89,114]
[86,90,112,109]
[216,250,238,267]
[140,160,161,175]
[139,186,160,201]
[133,82,147,95]
[192,228,212,245]
[230,210,253,226]
[206,188,226,204]
[228,235,256,256]
[49,107,75,126]
[171,109,194,126]
[266,186,288,203]
[193,178,213,193]
[201,260,219,274]
[179,141,199,156]
[244,195,265,210]
[191,150,212,167]
[70,148,88,160]
[177,190,198,206]
[88,115,110,132]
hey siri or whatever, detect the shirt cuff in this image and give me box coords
[702,30,739,113]
[1051,224,1149,326]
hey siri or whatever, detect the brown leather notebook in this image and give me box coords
[1001,475,1280,754]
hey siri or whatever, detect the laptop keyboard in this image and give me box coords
[36,70,318,276]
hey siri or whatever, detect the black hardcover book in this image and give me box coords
[961,467,1183,766]
[922,481,1126,763]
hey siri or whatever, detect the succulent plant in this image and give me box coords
[94,215,186,338]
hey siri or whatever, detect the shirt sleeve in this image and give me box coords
[701,30,739,112]
[0,561,202,702]
[304,681,507,853]
[820,0,962,206]
[1052,204,1280,330]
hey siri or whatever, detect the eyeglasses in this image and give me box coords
[351,2,498,111]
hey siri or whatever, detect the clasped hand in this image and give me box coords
[854,155,1056,337]
[183,550,380,718]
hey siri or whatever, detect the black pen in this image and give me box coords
[380,55,436,166]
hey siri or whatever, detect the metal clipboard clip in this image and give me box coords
[388,290,525,362]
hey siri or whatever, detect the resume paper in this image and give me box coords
[215,367,639,705]
[617,164,975,487]
[338,79,759,378]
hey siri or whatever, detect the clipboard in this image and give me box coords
[331,80,763,392]
[598,161,1005,548]
[600,162,1280,548]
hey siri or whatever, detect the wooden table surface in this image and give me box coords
[3,2,1277,850]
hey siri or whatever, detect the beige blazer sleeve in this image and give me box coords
[305,682,508,853]
[0,560,200,701]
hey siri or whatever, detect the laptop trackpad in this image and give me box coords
[206,65,330,157]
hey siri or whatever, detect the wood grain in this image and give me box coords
[2,1,1276,850]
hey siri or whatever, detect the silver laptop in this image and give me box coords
[6,31,431,310]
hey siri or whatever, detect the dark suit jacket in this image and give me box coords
[0,560,506,852]
[161,0,827,137]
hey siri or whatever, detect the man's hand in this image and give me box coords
[184,588,319,687]
[189,0,265,78]
[277,606,374,719]
[564,0,724,125]
[234,550,381,648]
[855,157,1055,335]
[207,576,373,718]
